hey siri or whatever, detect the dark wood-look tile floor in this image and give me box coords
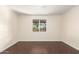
[1,41,79,54]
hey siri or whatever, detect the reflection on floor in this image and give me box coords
[1,41,79,54]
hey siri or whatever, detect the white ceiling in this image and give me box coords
[9,5,74,15]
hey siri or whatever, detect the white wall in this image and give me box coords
[5,10,19,50]
[62,6,79,50]
[18,15,61,41]
[0,6,19,52]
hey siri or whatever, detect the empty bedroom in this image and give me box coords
[0,5,79,54]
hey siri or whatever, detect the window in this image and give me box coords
[33,19,46,32]
[33,19,39,32]
[40,20,46,32]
